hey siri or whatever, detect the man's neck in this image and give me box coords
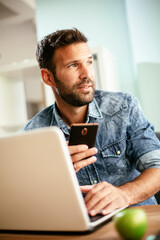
[55,101,88,126]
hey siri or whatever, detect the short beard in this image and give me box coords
[54,75,95,107]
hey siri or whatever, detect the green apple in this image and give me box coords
[113,208,147,240]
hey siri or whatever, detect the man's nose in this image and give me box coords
[79,65,93,80]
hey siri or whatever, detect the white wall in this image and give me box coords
[125,0,160,63]
[125,0,160,130]
[137,63,160,131]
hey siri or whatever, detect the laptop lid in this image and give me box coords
[0,127,126,232]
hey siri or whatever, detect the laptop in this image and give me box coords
[0,127,127,232]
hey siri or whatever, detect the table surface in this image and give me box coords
[0,205,160,240]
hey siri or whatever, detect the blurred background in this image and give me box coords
[0,0,160,136]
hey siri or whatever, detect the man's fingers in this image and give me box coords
[72,147,98,163]
[67,144,98,172]
[81,182,128,216]
[84,182,107,206]
[80,185,93,193]
[74,156,97,172]
[68,144,88,155]
[88,194,111,216]
[82,182,115,216]
[80,183,109,216]
[101,202,119,215]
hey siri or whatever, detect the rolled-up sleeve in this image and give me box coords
[136,150,160,172]
[126,95,160,165]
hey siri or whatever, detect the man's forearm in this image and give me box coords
[119,168,160,205]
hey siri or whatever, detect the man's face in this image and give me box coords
[52,42,95,107]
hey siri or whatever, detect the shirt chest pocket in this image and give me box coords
[100,137,127,175]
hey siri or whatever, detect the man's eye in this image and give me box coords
[68,63,77,68]
[87,60,93,65]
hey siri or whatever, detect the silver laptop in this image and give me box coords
[0,127,126,232]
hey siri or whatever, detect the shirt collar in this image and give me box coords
[87,98,103,120]
[51,103,70,135]
[51,98,103,135]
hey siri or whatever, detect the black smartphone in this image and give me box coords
[69,123,98,148]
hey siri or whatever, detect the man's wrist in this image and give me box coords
[119,182,135,206]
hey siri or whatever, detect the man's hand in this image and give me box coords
[68,144,98,172]
[80,181,129,216]
[81,168,160,216]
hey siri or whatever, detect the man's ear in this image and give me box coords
[40,68,55,87]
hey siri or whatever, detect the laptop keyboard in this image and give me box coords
[89,213,104,222]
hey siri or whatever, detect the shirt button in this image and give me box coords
[93,180,97,184]
[117,150,121,155]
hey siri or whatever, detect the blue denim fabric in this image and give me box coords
[24,90,160,206]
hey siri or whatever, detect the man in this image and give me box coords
[24,28,160,216]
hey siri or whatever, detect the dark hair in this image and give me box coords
[36,28,88,75]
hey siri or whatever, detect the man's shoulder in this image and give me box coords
[94,89,132,99]
[94,90,134,115]
[23,105,54,131]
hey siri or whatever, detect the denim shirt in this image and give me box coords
[24,90,160,206]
